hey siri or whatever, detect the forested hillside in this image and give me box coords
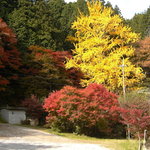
[1,0,150,140]
[0,0,121,105]
[127,7,150,87]
[0,0,149,108]
[127,7,150,38]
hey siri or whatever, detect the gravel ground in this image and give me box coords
[0,123,111,150]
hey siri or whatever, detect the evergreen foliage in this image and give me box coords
[127,7,150,38]
[9,0,57,49]
[0,0,18,21]
[8,0,90,50]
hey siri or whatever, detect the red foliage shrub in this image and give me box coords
[120,99,150,138]
[22,95,44,119]
[43,83,121,136]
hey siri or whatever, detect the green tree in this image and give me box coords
[143,8,150,37]
[9,0,58,49]
[127,13,145,38]
[127,7,150,38]
[113,5,122,16]
[76,0,88,15]
[0,0,18,21]
[46,0,69,50]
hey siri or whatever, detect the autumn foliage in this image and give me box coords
[133,37,150,88]
[0,18,21,91]
[66,1,144,91]
[135,37,150,67]
[28,45,82,87]
[22,95,44,119]
[120,95,150,138]
[43,82,150,137]
[43,83,121,136]
[0,2,149,139]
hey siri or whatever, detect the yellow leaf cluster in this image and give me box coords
[66,0,144,91]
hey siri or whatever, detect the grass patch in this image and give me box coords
[19,125,138,150]
[117,140,138,150]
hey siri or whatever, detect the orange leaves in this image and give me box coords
[135,36,150,68]
[0,18,17,44]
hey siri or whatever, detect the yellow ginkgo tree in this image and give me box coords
[66,0,144,91]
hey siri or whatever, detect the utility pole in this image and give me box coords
[120,57,130,140]
[120,57,126,101]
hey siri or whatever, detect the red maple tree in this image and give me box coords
[120,99,150,138]
[0,18,21,91]
[28,45,83,87]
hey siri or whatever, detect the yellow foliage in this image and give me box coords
[65,0,144,91]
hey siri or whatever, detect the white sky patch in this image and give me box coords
[65,0,150,19]
[106,0,150,19]
[65,0,77,2]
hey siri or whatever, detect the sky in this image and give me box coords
[64,0,150,19]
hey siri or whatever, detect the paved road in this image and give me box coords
[0,124,110,150]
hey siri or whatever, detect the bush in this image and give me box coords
[43,83,121,136]
[119,92,150,138]
[22,95,45,120]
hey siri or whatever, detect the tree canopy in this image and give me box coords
[127,7,150,38]
[66,1,144,91]
[0,18,21,91]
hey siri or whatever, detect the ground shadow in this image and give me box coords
[0,142,61,150]
[0,123,56,138]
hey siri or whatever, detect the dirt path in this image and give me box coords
[0,123,110,150]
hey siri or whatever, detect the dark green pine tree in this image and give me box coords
[127,13,145,38]
[46,0,67,50]
[113,5,122,16]
[60,1,77,50]
[0,0,18,22]
[8,0,59,50]
[143,8,150,37]
[76,0,88,15]
[127,6,150,38]
[46,0,89,51]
